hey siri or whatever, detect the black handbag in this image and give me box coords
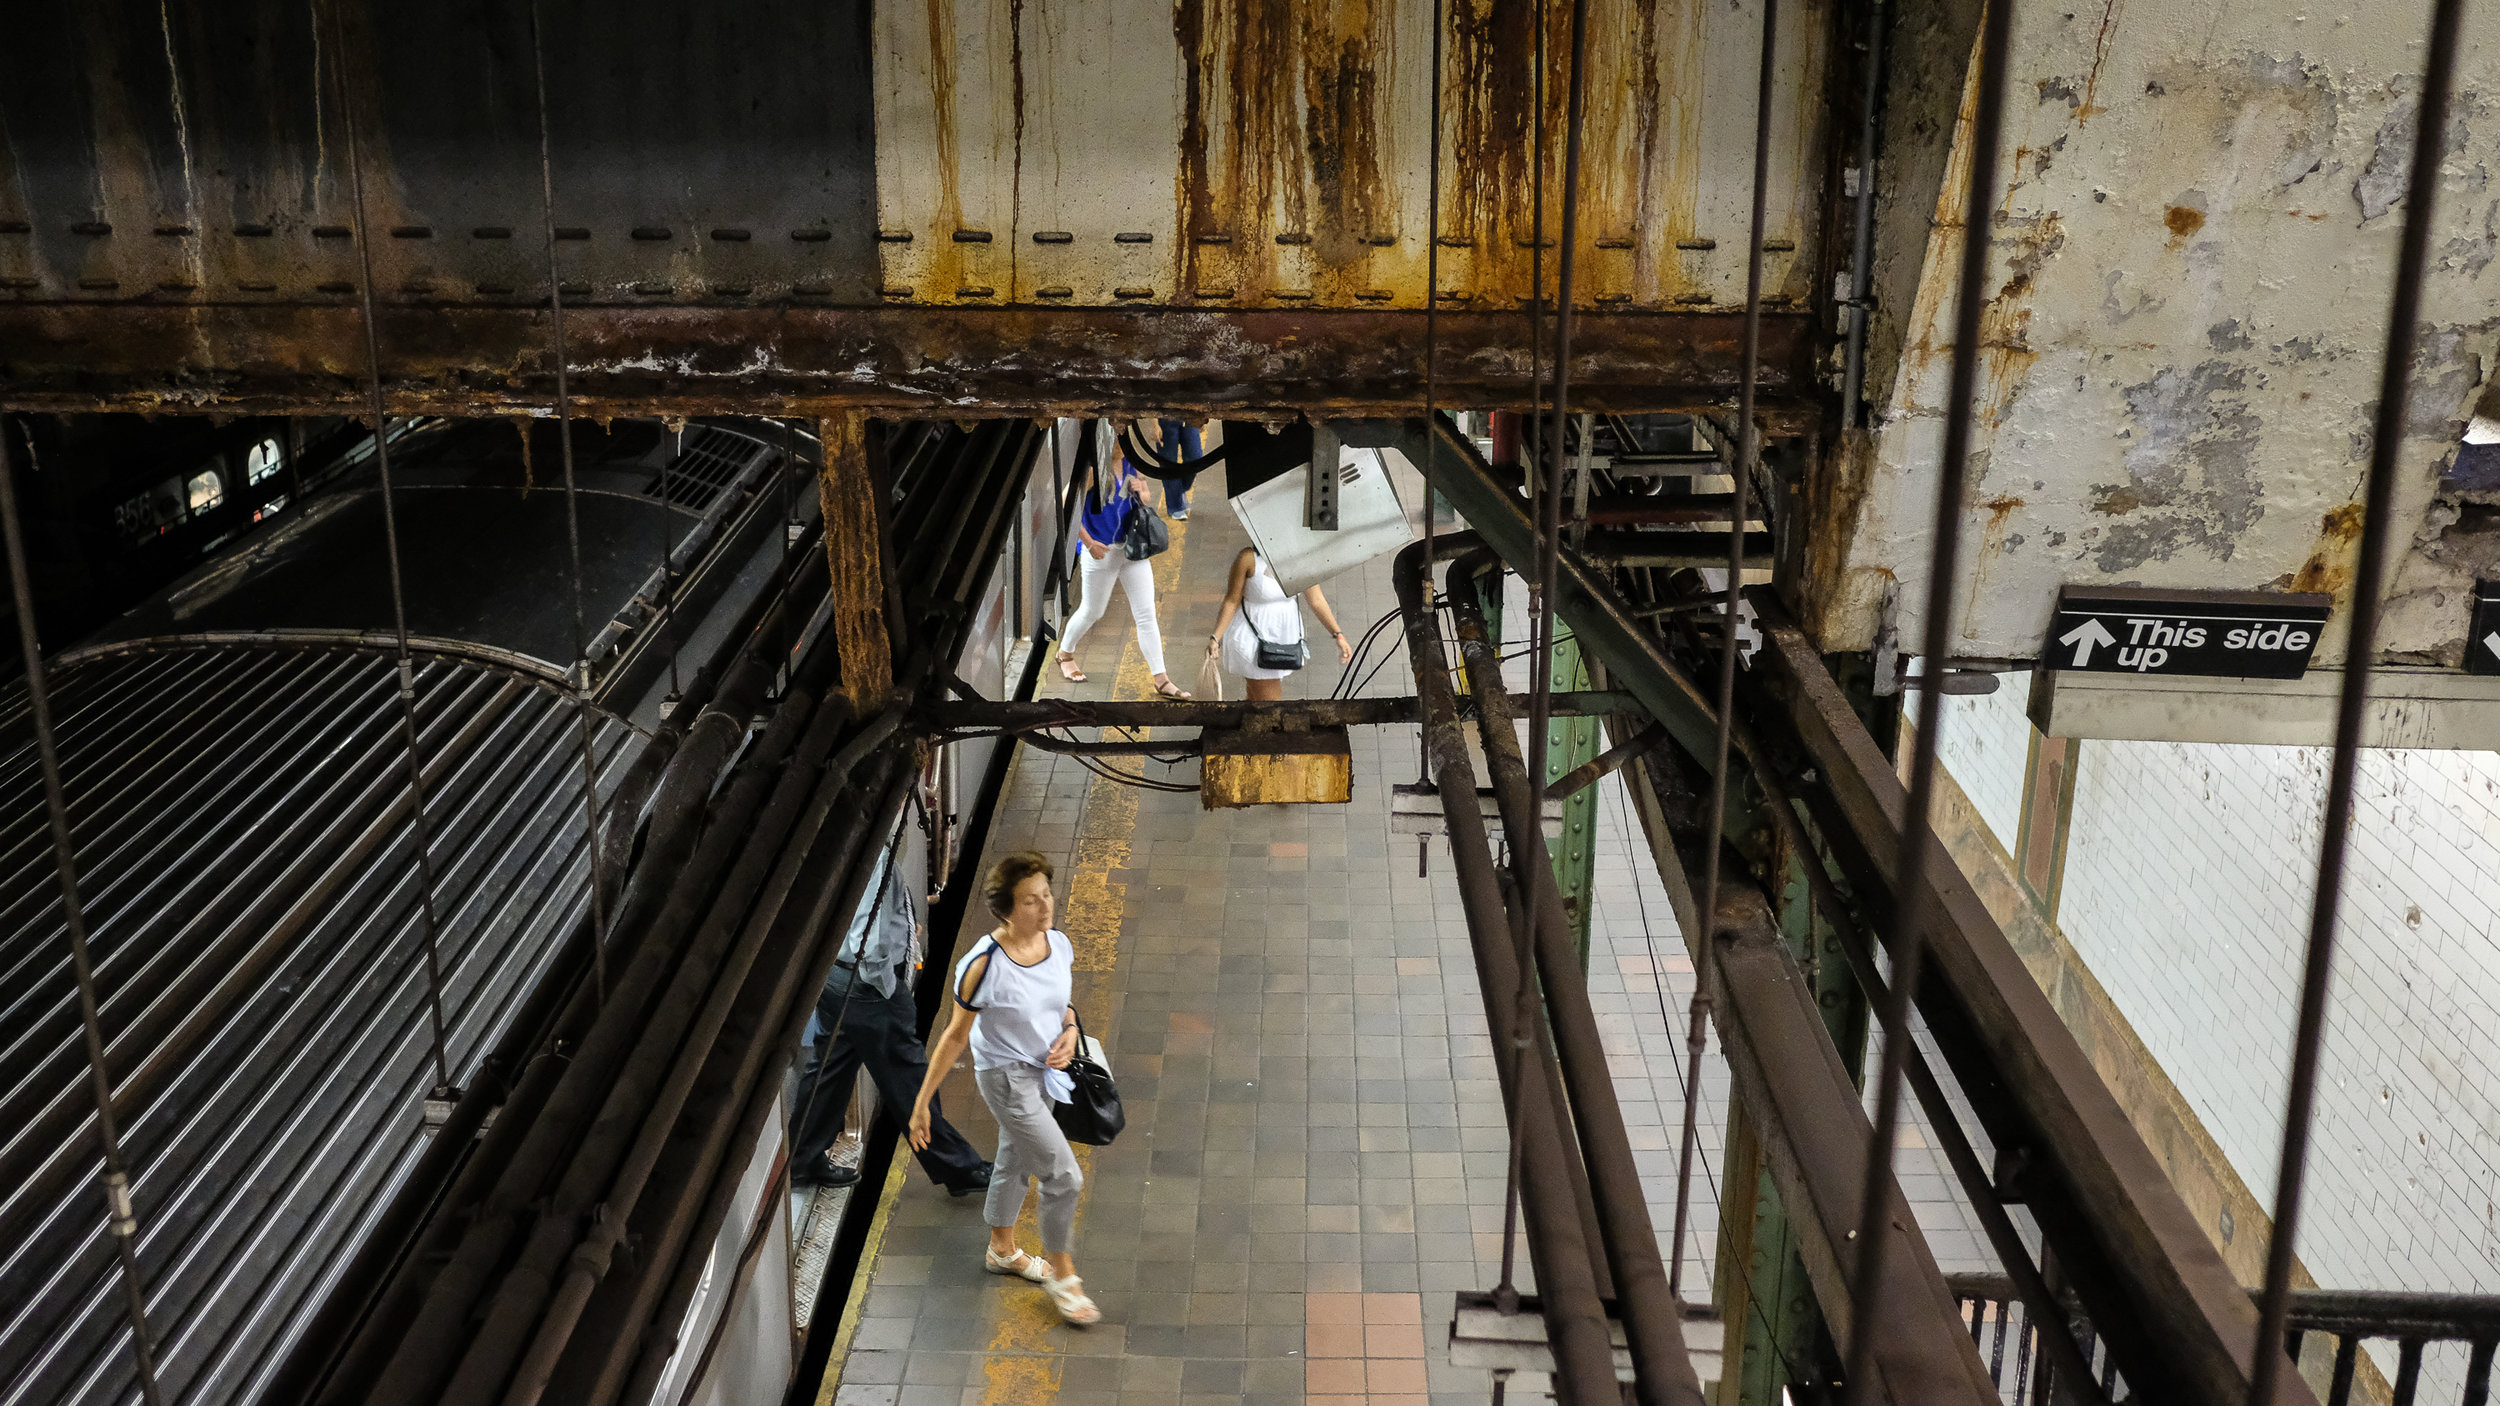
[1244,614,1307,671]
[1049,1011,1126,1146]
[1119,504,1170,560]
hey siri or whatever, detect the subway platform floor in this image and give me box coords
[819,479,1989,1406]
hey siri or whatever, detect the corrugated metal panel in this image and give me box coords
[0,649,636,1406]
[873,0,1833,312]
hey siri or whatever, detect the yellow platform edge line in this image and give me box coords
[811,1148,913,1406]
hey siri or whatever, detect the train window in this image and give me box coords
[245,437,283,485]
[187,468,224,514]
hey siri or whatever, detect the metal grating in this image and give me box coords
[0,647,637,1406]
[646,425,776,512]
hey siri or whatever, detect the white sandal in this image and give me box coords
[1043,1273,1101,1326]
[984,1247,1050,1283]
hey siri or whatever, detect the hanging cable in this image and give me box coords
[1416,0,1447,785]
[2249,0,2465,1400]
[0,422,167,1406]
[1669,0,1780,1304]
[1490,0,1550,1300]
[322,0,455,1098]
[529,0,616,1008]
[1838,0,2011,1394]
[659,423,682,707]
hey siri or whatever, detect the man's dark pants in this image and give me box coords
[794,963,987,1187]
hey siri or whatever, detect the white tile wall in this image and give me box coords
[1937,688,2500,1390]
[1934,675,2037,854]
[2065,738,2500,1301]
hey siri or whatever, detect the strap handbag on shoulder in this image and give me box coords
[1243,613,1307,672]
[1049,1010,1126,1146]
[1119,503,1170,560]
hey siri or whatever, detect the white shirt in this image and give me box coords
[952,927,1076,1100]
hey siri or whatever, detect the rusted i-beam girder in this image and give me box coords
[0,304,1817,418]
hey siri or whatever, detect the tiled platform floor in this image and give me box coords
[826,471,1990,1406]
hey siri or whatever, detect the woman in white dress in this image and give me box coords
[1203,548,1352,701]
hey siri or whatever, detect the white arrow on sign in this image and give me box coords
[2059,617,2118,666]
[2484,630,2500,662]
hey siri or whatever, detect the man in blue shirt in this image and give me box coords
[791,843,990,1192]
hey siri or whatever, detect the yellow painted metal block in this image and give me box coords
[1199,725,1353,809]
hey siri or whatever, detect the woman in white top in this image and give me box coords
[1204,548,1353,701]
[910,850,1100,1326]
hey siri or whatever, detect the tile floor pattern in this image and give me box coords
[829,474,1992,1405]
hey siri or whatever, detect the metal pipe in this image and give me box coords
[586,773,914,1406]
[1841,0,2011,1393]
[1394,541,1627,1404]
[0,420,167,1406]
[2250,1,2467,1399]
[432,692,879,1401]
[1840,0,1891,430]
[365,686,826,1406]
[1443,560,1702,1406]
[504,744,907,1405]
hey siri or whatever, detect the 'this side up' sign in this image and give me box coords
[2046,586,2332,679]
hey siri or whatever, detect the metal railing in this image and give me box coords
[1947,1274,2500,1406]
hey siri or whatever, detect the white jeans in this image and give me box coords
[1062,548,1166,676]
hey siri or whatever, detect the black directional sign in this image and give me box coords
[2468,581,2500,676]
[2046,586,2331,679]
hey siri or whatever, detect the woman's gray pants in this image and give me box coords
[975,1063,1084,1254]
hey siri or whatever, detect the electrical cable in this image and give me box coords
[0,420,167,1406]
[325,0,456,1098]
[2247,0,2467,1400]
[530,0,617,1008]
[1494,0,1554,1305]
[1672,0,1779,1307]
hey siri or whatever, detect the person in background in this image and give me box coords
[790,841,991,1195]
[911,851,1101,1326]
[1205,547,1352,701]
[1057,445,1190,698]
[1156,418,1203,520]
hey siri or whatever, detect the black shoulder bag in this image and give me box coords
[1243,612,1307,671]
[1049,1010,1126,1146]
[1119,503,1170,560]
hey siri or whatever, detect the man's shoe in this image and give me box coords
[945,1162,995,1197]
[795,1156,860,1189]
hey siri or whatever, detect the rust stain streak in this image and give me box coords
[2077,0,2122,123]
[923,0,967,301]
[2163,203,2204,249]
[1962,494,2027,635]
[2287,503,2364,596]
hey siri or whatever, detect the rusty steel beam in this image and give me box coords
[818,413,894,713]
[0,304,1817,418]
[1688,874,2001,1405]
[1745,609,2313,1406]
[921,690,1640,734]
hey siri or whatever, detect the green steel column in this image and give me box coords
[1713,813,1875,1402]
[1543,633,1601,967]
[1471,569,1603,969]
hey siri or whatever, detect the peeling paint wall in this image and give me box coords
[1819,0,2500,667]
[869,0,1833,314]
